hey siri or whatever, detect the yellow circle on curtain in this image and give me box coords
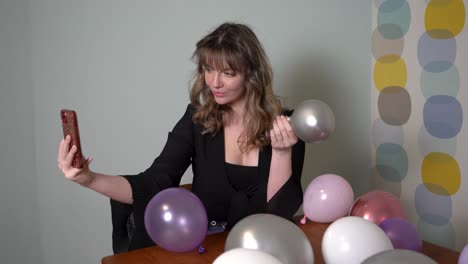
[422,152,460,196]
[425,0,466,38]
[374,55,407,91]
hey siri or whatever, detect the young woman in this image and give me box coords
[58,22,305,250]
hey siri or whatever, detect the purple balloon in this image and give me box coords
[303,174,354,223]
[144,187,208,252]
[379,218,422,252]
[459,244,468,264]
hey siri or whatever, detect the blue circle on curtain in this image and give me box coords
[418,31,457,72]
[376,143,408,182]
[377,0,411,39]
[423,95,463,139]
[414,184,452,225]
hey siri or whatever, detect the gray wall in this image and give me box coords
[0,0,41,263]
[1,1,370,263]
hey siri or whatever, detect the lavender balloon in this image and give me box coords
[459,244,468,264]
[303,174,354,223]
[144,187,208,252]
[379,218,422,252]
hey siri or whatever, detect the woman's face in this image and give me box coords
[204,65,246,108]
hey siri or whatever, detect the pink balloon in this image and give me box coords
[144,187,208,252]
[303,174,354,223]
[349,190,405,225]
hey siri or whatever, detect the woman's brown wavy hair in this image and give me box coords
[190,22,283,151]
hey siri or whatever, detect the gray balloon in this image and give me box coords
[361,249,437,264]
[290,99,335,143]
[225,214,314,264]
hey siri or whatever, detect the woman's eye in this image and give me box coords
[224,71,235,77]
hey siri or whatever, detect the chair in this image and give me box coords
[110,183,192,253]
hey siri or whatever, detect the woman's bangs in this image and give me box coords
[200,48,244,73]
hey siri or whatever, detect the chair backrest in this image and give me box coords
[180,183,192,191]
[110,183,192,253]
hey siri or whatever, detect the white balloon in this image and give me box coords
[322,216,393,264]
[213,248,283,264]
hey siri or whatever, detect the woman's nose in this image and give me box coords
[210,72,222,88]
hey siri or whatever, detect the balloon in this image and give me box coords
[144,187,208,252]
[322,216,393,264]
[459,244,468,264]
[289,99,335,143]
[349,190,406,225]
[225,214,314,264]
[378,218,422,251]
[303,174,354,223]
[213,248,283,264]
[362,249,437,264]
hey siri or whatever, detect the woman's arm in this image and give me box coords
[58,104,195,205]
[267,148,292,201]
[267,115,298,200]
[87,173,133,204]
[266,139,305,218]
[122,104,195,205]
[58,136,133,204]
[266,115,305,219]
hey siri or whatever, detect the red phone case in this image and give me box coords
[60,109,83,168]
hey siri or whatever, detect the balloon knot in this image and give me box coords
[300,215,307,225]
[198,245,206,254]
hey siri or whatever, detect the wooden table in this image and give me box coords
[102,220,460,264]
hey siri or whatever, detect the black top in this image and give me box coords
[225,162,259,192]
[123,104,305,250]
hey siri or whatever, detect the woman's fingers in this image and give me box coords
[276,116,291,142]
[58,137,67,163]
[270,129,277,144]
[57,137,93,185]
[64,145,77,168]
[58,139,64,170]
[58,136,70,169]
[273,117,284,142]
[59,141,81,177]
[270,116,298,149]
[280,115,298,143]
[86,157,93,166]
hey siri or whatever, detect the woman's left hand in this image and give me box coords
[270,115,298,150]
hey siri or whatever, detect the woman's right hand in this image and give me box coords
[58,135,94,187]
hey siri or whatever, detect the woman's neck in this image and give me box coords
[225,101,247,127]
[225,111,244,128]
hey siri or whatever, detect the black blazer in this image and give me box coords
[123,104,305,250]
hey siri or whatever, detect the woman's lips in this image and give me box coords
[212,91,224,97]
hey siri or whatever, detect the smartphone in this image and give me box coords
[60,109,83,168]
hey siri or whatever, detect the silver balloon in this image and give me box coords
[362,249,437,264]
[289,99,335,143]
[225,214,314,264]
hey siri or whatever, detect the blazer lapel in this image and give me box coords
[258,145,272,183]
